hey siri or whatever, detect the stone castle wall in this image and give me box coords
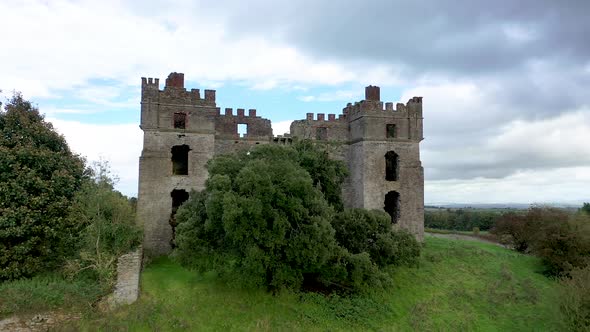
[138,73,424,255]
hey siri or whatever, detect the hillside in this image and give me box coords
[72,236,562,331]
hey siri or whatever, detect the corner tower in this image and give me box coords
[290,86,424,239]
[346,87,424,239]
[138,73,274,255]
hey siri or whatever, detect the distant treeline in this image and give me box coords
[425,209,507,231]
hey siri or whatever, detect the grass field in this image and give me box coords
[69,236,563,331]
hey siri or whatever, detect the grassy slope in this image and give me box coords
[75,237,562,331]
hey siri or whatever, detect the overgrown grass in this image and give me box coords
[0,274,104,318]
[68,237,563,331]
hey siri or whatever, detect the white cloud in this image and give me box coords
[489,111,590,166]
[426,167,590,204]
[0,0,398,99]
[298,89,362,102]
[48,117,142,196]
[271,120,293,136]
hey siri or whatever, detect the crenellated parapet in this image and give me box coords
[141,72,217,107]
[304,113,344,122]
[220,108,258,118]
[342,96,423,121]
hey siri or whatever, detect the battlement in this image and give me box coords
[341,87,423,119]
[299,86,423,125]
[141,72,217,106]
[304,113,343,122]
[221,108,258,118]
[141,77,160,89]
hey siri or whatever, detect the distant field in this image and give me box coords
[70,237,562,331]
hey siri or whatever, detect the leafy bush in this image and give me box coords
[534,213,590,276]
[64,161,142,287]
[558,266,590,331]
[332,209,420,268]
[175,144,418,293]
[0,93,85,280]
[293,140,348,211]
[176,145,340,291]
[492,206,590,275]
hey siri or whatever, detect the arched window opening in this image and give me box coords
[384,191,400,224]
[385,151,399,181]
[169,189,189,248]
[171,145,190,175]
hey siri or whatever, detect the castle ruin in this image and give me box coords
[138,72,424,255]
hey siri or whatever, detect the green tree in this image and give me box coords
[176,145,340,290]
[293,140,348,210]
[175,144,401,292]
[0,93,86,280]
[64,161,142,287]
[175,145,418,291]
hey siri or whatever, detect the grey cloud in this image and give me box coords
[181,0,590,183]
[209,0,590,77]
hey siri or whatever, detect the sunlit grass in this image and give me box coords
[73,237,562,331]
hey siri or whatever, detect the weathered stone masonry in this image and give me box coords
[138,72,424,256]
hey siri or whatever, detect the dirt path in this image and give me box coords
[426,232,507,248]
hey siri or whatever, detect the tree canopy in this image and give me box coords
[0,93,86,280]
[175,143,420,292]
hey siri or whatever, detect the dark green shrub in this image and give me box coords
[0,93,85,280]
[293,140,348,211]
[175,144,416,293]
[534,213,590,276]
[331,209,420,268]
[176,145,340,291]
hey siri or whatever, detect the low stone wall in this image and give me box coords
[109,246,143,307]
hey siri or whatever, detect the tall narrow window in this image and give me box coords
[173,112,187,129]
[385,151,399,181]
[316,127,327,140]
[386,124,396,138]
[171,145,190,175]
[384,191,400,224]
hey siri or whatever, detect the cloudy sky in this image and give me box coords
[1,0,589,205]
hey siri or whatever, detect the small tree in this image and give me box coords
[0,93,85,280]
[64,161,142,287]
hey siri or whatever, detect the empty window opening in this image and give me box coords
[385,151,399,181]
[173,112,187,129]
[169,189,189,248]
[316,127,328,140]
[386,124,397,138]
[171,145,190,175]
[237,123,248,137]
[384,191,400,224]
